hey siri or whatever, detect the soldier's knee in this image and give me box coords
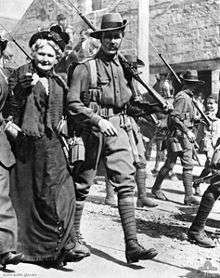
[163,162,173,172]
[134,161,146,170]
[117,187,134,199]
[183,165,193,172]
[208,182,220,198]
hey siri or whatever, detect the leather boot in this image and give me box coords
[64,234,91,264]
[188,185,219,248]
[70,201,91,258]
[104,178,116,206]
[125,239,158,263]
[151,165,170,200]
[136,168,157,207]
[183,170,200,205]
[188,230,215,248]
[0,252,23,269]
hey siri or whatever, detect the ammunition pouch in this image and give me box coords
[81,88,102,107]
[81,88,125,119]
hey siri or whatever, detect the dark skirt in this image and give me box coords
[10,134,76,261]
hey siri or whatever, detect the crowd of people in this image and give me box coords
[0,11,219,270]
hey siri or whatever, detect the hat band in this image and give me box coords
[101,22,124,29]
[184,75,200,80]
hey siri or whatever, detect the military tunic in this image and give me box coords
[164,89,196,170]
[68,49,148,200]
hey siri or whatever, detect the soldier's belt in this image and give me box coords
[99,107,125,118]
[89,102,125,119]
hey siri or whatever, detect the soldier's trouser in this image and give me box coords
[133,121,149,198]
[72,115,137,243]
[153,139,193,196]
[197,156,211,182]
[0,163,17,254]
[190,177,220,232]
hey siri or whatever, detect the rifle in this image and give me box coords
[72,4,170,110]
[0,23,32,60]
[194,172,219,184]
[150,42,212,129]
[192,141,202,166]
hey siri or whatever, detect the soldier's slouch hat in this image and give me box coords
[90,13,127,39]
[180,70,205,85]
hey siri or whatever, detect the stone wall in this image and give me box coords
[149,0,220,73]
[8,0,220,77]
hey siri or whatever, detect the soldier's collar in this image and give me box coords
[97,49,120,66]
[183,88,194,97]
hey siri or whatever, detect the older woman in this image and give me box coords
[7,30,80,266]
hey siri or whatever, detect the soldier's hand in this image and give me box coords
[187,130,196,142]
[18,73,34,89]
[98,119,118,136]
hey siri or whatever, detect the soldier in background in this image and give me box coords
[187,143,220,248]
[151,70,204,206]
[0,37,23,267]
[53,14,74,45]
[193,96,220,195]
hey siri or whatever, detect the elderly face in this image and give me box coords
[101,30,123,55]
[33,43,57,72]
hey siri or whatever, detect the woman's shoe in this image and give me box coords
[0,252,23,269]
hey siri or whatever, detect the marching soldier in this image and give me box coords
[193,96,220,195]
[67,13,169,263]
[188,145,220,248]
[151,70,204,205]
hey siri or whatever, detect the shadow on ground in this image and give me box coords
[174,206,220,230]
[88,245,144,269]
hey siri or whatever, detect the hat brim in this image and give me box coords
[137,58,145,67]
[181,77,205,85]
[90,20,128,39]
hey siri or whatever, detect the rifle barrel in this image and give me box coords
[0,23,31,60]
[72,3,96,31]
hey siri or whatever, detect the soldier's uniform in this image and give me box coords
[188,148,220,248]
[151,72,203,205]
[0,38,23,267]
[67,13,162,263]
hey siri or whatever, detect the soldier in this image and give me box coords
[151,70,204,206]
[67,13,169,263]
[0,37,23,267]
[187,145,220,248]
[193,96,220,195]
